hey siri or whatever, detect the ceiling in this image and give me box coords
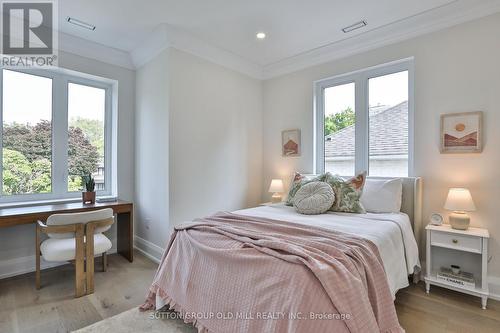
[58,0,500,68]
[0,0,485,77]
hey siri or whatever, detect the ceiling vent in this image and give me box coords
[66,17,96,31]
[342,20,367,33]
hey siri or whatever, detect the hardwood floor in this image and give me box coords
[0,251,157,333]
[1,251,499,333]
[396,283,500,333]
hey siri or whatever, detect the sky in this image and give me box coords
[2,69,105,125]
[324,71,408,116]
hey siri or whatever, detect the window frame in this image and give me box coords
[314,58,414,176]
[0,68,114,204]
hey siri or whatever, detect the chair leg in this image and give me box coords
[35,226,41,290]
[75,226,85,298]
[35,250,41,290]
[75,257,85,297]
[102,252,107,272]
[86,240,95,295]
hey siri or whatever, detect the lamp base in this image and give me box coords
[449,212,470,230]
[271,193,282,203]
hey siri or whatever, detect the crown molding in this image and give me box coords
[130,24,263,79]
[262,0,500,79]
[58,32,135,70]
[130,25,170,69]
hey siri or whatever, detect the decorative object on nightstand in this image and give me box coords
[444,188,476,230]
[424,224,489,309]
[436,266,475,288]
[268,179,284,203]
[451,265,461,275]
[430,213,443,226]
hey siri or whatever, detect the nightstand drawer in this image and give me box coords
[431,231,482,253]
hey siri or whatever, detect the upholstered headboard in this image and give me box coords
[299,175,423,242]
[368,177,423,230]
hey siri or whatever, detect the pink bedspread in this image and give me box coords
[140,212,403,333]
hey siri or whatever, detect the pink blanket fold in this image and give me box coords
[141,212,403,333]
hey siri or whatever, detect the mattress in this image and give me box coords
[235,204,421,297]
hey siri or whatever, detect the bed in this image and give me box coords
[141,177,422,333]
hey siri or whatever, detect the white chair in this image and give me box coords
[35,208,114,297]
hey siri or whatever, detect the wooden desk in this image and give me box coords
[0,200,134,262]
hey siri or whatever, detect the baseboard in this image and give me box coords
[133,235,164,264]
[0,247,117,280]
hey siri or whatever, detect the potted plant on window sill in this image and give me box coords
[82,173,96,204]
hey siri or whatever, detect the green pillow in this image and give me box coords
[286,172,329,206]
[324,172,367,214]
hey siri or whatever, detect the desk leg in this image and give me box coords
[117,211,133,262]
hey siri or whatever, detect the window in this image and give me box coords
[67,83,106,192]
[324,82,355,175]
[315,59,413,177]
[368,71,408,176]
[0,69,113,203]
[2,70,53,195]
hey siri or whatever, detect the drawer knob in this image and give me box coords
[452,239,458,244]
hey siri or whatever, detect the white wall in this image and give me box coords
[169,49,263,227]
[262,13,500,286]
[134,49,170,254]
[0,50,135,278]
[134,48,263,259]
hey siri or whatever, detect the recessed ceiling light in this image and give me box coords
[256,32,266,40]
[342,20,367,33]
[66,17,96,31]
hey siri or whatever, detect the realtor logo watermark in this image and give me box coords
[1,0,58,67]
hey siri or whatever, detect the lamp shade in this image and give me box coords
[444,188,476,212]
[268,179,284,193]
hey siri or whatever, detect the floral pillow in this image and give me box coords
[324,172,367,213]
[286,172,329,206]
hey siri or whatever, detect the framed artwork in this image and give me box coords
[282,129,301,157]
[440,111,483,153]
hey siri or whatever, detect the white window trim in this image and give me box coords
[314,57,414,176]
[0,67,117,204]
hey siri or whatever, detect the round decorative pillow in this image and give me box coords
[293,181,335,215]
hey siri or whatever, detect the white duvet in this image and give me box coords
[235,204,420,297]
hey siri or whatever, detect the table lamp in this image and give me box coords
[268,179,284,203]
[444,188,476,230]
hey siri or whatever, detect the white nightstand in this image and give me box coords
[424,224,489,309]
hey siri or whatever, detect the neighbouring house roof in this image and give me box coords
[325,101,408,158]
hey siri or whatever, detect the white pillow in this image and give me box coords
[294,181,335,215]
[360,178,402,213]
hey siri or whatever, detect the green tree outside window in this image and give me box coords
[324,107,355,136]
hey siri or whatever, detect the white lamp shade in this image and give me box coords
[444,188,476,212]
[268,179,284,193]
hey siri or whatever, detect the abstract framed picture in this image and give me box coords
[440,111,483,153]
[282,129,301,157]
